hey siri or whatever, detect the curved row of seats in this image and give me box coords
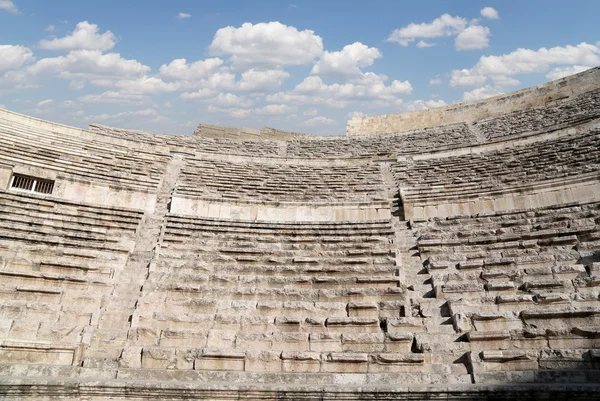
[117,215,433,373]
[176,158,387,203]
[0,116,168,192]
[476,88,600,141]
[394,128,600,203]
[410,201,600,373]
[0,190,143,361]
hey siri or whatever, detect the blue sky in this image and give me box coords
[0,0,599,135]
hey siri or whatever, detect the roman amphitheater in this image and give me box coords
[0,67,599,400]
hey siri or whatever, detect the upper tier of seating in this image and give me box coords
[175,158,387,203]
[477,88,600,141]
[393,128,600,203]
[0,116,168,192]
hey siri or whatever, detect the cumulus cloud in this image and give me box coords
[0,45,33,74]
[480,7,499,20]
[416,40,436,48]
[39,21,116,51]
[37,99,53,107]
[84,108,159,122]
[303,108,318,116]
[159,57,224,81]
[387,14,467,46]
[237,69,290,91]
[346,111,365,120]
[403,99,448,111]
[304,116,337,126]
[546,65,591,80]
[209,21,323,68]
[79,91,147,105]
[0,0,18,13]
[177,12,191,19]
[450,42,600,88]
[429,77,442,86]
[268,73,412,109]
[455,25,490,51]
[27,50,149,83]
[254,104,296,115]
[462,85,504,101]
[212,93,253,108]
[311,42,381,78]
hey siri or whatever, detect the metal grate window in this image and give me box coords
[10,174,54,195]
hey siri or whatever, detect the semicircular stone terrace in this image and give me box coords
[0,67,599,400]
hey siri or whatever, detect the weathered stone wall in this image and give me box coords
[347,66,600,136]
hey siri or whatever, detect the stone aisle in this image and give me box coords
[84,155,184,368]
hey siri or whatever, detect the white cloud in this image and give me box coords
[403,99,448,111]
[455,25,490,50]
[449,69,487,87]
[37,99,53,107]
[429,77,442,85]
[212,93,253,108]
[39,21,116,51]
[462,85,504,101]
[207,105,251,119]
[387,14,467,46]
[0,45,33,74]
[416,40,436,48]
[311,42,381,78]
[303,108,318,116]
[45,25,56,32]
[268,73,412,109]
[115,76,181,94]
[304,116,337,126]
[545,65,590,80]
[26,50,149,83]
[164,102,172,108]
[84,108,158,122]
[254,104,296,115]
[480,7,499,20]
[159,57,224,81]
[180,88,217,100]
[177,12,191,19]
[0,0,17,13]
[79,91,147,105]
[450,42,600,88]
[237,69,290,91]
[209,21,323,68]
[346,111,365,120]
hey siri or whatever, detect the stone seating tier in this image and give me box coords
[176,159,387,203]
[394,128,600,202]
[0,117,168,192]
[411,201,600,366]
[477,88,600,141]
[0,190,143,354]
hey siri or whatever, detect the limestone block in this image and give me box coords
[0,319,12,338]
[119,346,142,369]
[159,329,208,347]
[207,330,237,348]
[322,352,368,373]
[129,327,160,345]
[195,349,245,371]
[281,351,321,373]
[236,332,272,351]
[244,350,281,372]
[141,347,176,369]
[325,317,380,333]
[272,332,310,352]
[341,333,385,352]
[384,333,413,353]
[309,332,342,352]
